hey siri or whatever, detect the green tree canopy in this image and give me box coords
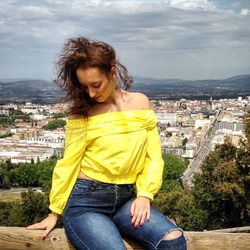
[153,187,207,231]
[161,154,188,191]
[52,112,67,119]
[43,120,66,130]
[192,139,250,229]
[1,158,57,190]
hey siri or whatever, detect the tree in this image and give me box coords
[192,140,249,229]
[0,158,63,228]
[52,112,67,119]
[238,110,250,168]
[243,110,250,147]
[23,114,31,122]
[166,132,172,137]
[0,189,63,228]
[37,160,56,191]
[1,158,57,189]
[153,187,207,231]
[6,189,49,226]
[13,163,39,187]
[0,132,14,138]
[161,154,188,192]
[0,202,14,226]
[0,160,16,188]
[43,120,66,130]
[182,137,188,149]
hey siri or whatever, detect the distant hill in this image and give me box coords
[0,74,249,103]
[0,79,63,104]
[132,74,250,99]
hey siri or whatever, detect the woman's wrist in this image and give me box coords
[49,211,59,218]
[137,196,151,201]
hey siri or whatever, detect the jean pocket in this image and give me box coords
[123,185,136,196]
[71,182,91,197]
[128,185,136,193]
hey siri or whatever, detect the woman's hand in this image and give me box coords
[130,196,150,228]
[26,212,59,240]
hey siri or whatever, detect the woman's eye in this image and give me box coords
[93,84,101,88]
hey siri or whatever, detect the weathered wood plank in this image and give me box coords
[208,226,250,233]
[0,227,141,250]
[0,227,250,250]
[186,231,250,250]
[0,227,73,250]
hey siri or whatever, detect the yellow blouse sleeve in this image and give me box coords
[49,120,88,215]
[136,120,164,200]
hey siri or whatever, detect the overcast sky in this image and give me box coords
[0,0,249,80]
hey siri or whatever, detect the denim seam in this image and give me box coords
[112,185,118,213]
[143,239,157,250]
[155,227,184,248]
[65,216,91,250]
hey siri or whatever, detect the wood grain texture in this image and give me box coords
[209,226,250,233]
[0,227,249,250]
[185,231,250,250]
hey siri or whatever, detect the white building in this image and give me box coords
[195,119,211,129]
[0,129,64,163]
[156,112,177,126]
[20,107,38,114]
[0,109,10,116]
[31,114,46,120]
[183,142,198,158]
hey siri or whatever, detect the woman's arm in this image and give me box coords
[131,92,164,199]
[130,94,164,228]
[49,117,88,214]
[27,117,88,238]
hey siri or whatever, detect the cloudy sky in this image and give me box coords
[0,0,249,80]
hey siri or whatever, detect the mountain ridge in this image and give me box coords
[0,74,249,103]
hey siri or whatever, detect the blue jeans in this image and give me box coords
[63,179,187,250]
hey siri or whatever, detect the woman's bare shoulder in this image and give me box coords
[125,91,151,110]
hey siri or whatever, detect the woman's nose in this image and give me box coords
[88,88,97,98]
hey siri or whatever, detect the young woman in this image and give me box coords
[27,37,187,250]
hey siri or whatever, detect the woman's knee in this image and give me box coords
[164,229,183,240]
[157,230,187,250]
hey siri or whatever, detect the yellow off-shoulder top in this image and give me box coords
[49,109,164,215]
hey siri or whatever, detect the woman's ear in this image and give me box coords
[110,66,117,79]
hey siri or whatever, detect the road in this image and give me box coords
[182,109,224,187]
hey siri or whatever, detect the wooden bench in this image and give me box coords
[0,227,249,249]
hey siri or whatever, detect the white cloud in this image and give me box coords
[0,0,15,7]
[21,5,53,17]
[0,0,249,79]
[241,8,249,16]
[168,0,216,11]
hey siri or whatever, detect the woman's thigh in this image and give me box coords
[113,198,184,250]
[63,179,127,250]
[63,212,126,250]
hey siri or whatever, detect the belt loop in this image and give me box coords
[90,181,97,191]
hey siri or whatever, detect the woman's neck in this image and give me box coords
[93,88,128,114]
[103,87,123,106]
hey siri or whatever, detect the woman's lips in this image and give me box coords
[94,96,101,101]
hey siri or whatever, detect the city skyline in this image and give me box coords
[0,0,250,80]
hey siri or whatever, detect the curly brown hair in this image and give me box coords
[54,37,133,118]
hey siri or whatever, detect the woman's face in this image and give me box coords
[76,67,115,103]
